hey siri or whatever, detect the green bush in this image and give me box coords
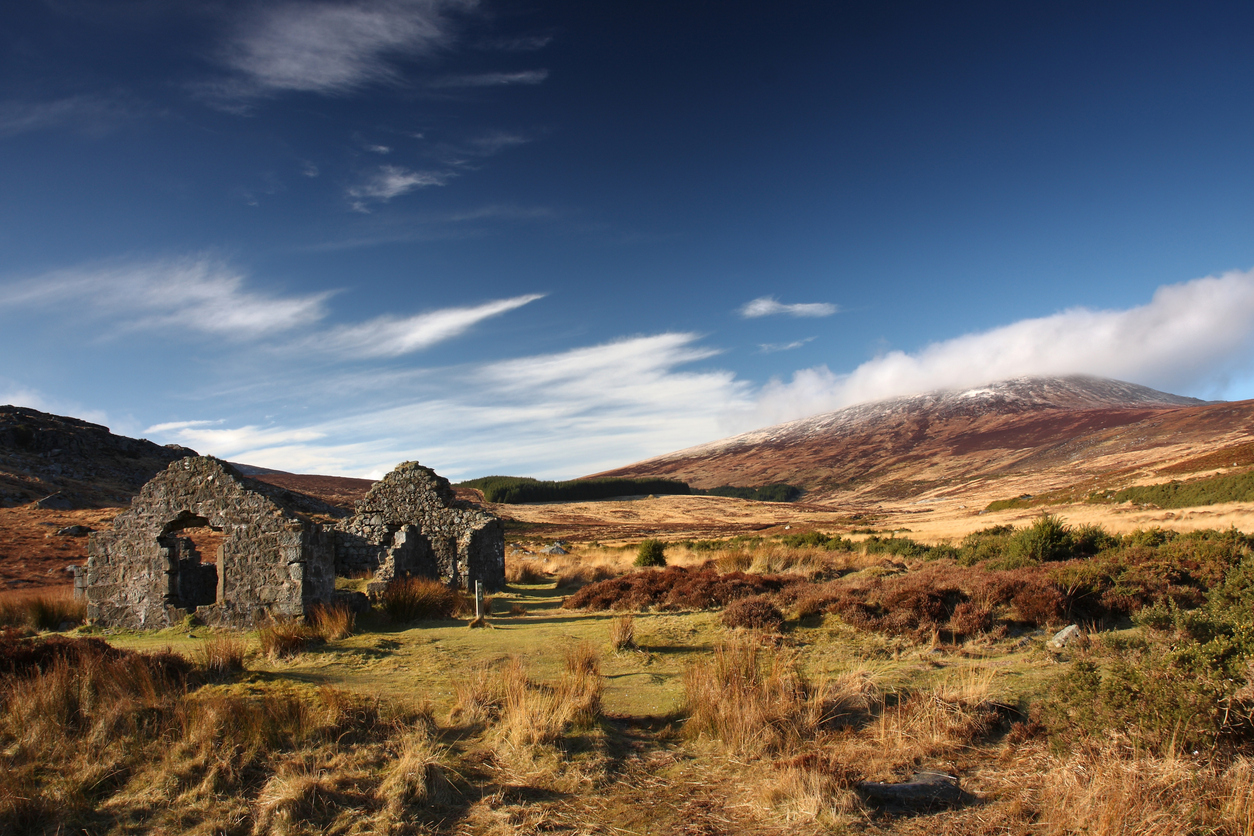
[1042,624,1252,754]
[634,539,667,567]
[1111,470,1254,509]
[779,530,855,551]
[995,514,1073,568]
[957,525,1016,566]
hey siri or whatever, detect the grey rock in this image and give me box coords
[856,771,974,810]
[1049,624,1083,648]
[56,525,93,537]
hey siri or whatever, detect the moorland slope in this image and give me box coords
[592,375,1251,505]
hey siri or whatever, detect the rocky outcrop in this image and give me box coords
[85,457,504,629]
[0,405,196,508]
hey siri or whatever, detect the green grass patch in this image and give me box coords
[1094,469,1254,509]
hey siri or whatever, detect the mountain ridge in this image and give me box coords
[590,376,1237,503]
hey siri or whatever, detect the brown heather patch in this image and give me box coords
[562,564,801,612]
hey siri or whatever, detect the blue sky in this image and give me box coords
[3,1,1254,480]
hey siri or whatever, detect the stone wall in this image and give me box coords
[85,457,335,629]
[85,457,505,629]
[335,461,505,590]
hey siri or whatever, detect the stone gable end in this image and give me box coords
[84,457,504,629]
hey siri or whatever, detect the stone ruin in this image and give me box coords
[84,456,504,629]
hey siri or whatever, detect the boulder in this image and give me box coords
[856,771,974,811]
[1049,624,1083,648]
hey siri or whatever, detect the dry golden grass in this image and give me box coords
[505,559,549,584]
[194,631,247,676]
[258,616,319,659]
[308,602,355,641]
[609,613,635,650]
[0,587,85,630]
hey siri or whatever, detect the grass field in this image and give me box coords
[6,525,1254,834]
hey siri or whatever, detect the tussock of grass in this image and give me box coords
[0,588,85,631]
[308,602,355,641]
[506,560,549,585]
[194,632,247,677]
[609,614,635,650]
[379,576,465,623]
[683,638,827,757]
[258,616,319,659]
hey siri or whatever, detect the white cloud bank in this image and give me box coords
[747,267,1254,427]
[739,296,838,318]
[22,265,1254,481]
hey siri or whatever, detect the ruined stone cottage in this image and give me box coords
[85,456,504,629]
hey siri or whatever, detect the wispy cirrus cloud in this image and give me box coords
[0,257,331,338]
[347,164,454,210]
[464,130,530,155]
[746,268,1254,427]
[149,332,752,478]
[136,269,1254,480]
[218,0,476,98]
[321,293,545,358]
[0,95,135,138]
[739,296,838,318]
[758,337,815,354]
[429,69,548,88]
[0,256,543,362]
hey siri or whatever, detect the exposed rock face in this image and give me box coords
[0,405,196,508]
[335,462,504,590]
[86,457,336,629]
[85,457,504,629]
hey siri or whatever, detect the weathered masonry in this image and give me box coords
[85,456,504,629]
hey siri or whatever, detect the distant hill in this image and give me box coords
[245,471,377,512]
[0,406,198,509]
[589,376,1249,504]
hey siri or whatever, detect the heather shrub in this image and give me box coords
[563,565,797,611]
[721,596,785,631]
[635,538,667,567]
[948,601,995,637]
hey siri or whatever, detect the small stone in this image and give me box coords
[1049,624,1083,648]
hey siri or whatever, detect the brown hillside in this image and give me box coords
[591,377,1251,508]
